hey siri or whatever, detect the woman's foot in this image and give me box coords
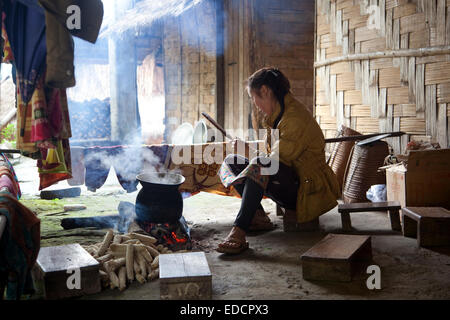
[216,226,249,254]
[249,209,275,231]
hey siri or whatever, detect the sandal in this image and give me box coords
[216,237,249,254]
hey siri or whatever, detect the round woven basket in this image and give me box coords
[328,126,362,191]
[342,140,389,203]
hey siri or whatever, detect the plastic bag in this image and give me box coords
[366,184,387,202]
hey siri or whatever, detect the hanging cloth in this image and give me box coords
[3,0,46,104]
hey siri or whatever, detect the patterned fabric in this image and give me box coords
[0,153,21,199]
[219,161,269,190]
[0,193,40,300]
[37,139,72,190]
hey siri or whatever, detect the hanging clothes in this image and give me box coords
[0,153,21,200]
[3,0,46,105]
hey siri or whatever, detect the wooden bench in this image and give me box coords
[301,234,372,282]
[278,205,320,232]
[402,207,450,247]
[159,251,212,300]
[33,244,101,299]
[337,201,402,231]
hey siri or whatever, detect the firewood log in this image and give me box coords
[129,232,157,246]
[126,244,134,281]
[118,266,127,291]
[136,246,153,263]
[136,244,159,258]
[109,244,127,257]
[120,235,131,242]
[97,229,114,256]
[123,239,141,245]
[156,244,164,252]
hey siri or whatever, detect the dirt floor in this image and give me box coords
[14,156,450,300]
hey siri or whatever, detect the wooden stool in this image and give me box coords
[402,207,450,247]
[33,244,101,299]
[159,252,212,300]
[278,205,320,232]
[301,234,372,282]
[337,201,401,231]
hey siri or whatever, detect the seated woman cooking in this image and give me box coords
[216,67,340,254]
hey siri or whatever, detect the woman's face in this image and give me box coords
[249,86,275,116]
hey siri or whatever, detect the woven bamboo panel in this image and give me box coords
[315,0,450,153]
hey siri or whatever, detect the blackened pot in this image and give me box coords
[135,172,185,224]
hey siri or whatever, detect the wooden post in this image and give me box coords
[108,0,140,144]
[388,209,402,231]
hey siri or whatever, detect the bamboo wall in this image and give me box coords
[224,0,315,138]
[315,0,450,153]
[163,0,217,141]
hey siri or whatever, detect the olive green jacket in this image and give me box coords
[265,93,340,223]
[38,0,104,88]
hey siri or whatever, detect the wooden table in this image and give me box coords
[402,207,450,247]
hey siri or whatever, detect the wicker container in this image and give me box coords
[342,141,389,203]
[328,126,362,192]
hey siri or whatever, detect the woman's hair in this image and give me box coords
[247,67,291,106]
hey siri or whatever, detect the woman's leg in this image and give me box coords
[233,178,265,232]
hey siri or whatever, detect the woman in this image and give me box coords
[216,67,340,254]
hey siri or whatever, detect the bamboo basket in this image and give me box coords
[342,140,389,203]
[328,126,362,192]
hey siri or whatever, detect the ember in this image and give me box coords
[137,217,191,251]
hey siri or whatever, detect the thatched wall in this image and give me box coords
[315,0,450,153]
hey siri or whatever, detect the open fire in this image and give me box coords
[137,217,191,251]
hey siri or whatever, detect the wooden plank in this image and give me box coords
[379,67,402,88]
[388,87,409,104]
[425,0,437,28]
[416,63,425,113]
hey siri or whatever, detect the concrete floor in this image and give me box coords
[14,156,450,300]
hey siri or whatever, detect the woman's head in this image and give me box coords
[247,67,291,116]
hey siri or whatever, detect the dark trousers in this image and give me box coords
[224,154,299,232]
